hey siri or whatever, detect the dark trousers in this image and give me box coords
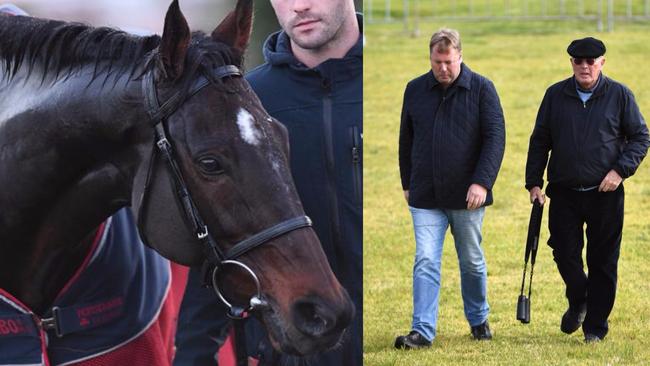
[546,184,624,338]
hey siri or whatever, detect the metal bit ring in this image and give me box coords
[211,259,264,311]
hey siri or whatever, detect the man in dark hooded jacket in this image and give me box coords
[174,0,362,365]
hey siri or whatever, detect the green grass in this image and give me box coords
[363,19,650,365]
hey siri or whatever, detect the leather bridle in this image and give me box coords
[138,63,312,318]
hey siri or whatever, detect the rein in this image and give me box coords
[138,63,312,318]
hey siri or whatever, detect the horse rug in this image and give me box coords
[0,209,187,366]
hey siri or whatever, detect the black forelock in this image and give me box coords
[0,14,240,86]
[172,30,243,89]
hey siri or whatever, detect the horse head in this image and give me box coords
[132,0,354,355]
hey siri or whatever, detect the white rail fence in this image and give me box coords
[366,0,650,32]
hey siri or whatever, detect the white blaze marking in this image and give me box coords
[237,108,261,146]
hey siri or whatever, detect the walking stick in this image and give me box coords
[516,199,544,324]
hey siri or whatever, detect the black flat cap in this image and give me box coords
[567,37,606,58]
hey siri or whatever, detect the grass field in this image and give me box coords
[363,17,650,366]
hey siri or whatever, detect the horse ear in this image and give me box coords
[211,0,253,54]
[160,0,191,80]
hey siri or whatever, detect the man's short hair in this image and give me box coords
[429,28,462,53]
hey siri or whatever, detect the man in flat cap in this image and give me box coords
[525,37,649,342]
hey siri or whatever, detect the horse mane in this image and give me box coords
[0,15,240,86]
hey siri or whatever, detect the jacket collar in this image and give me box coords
[427,63,472,90]
[563,72,609,99]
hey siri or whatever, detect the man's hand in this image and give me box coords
[403,190,409,203]
[599,169,623,192]
[466,184,487,210]
[529,186,545,205]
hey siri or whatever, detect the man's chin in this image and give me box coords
[435,75,451,83]
[576,77,594,88]
[292,38,330,51]
[289,27,339,51]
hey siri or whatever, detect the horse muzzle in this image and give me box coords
[264,290,355,355]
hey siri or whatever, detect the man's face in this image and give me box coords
[270,0,349,50]
[430,46,462,88]
[571,56,605,89]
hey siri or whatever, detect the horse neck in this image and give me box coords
[0,68,149,313]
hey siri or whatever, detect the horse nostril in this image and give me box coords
[292,298,337,338]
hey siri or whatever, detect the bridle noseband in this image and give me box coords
[139,63,312,318]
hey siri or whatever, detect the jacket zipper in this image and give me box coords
[351,126,362,204]
[576,97,591,185]
[322,95,342,250]
[433,95,447,195]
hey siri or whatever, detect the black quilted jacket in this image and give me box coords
[399,64,506,209]
[526,75,649,190]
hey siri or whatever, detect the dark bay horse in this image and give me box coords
[0,0,353,356]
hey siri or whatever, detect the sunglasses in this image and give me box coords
[572,58,597,66]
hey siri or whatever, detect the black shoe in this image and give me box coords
[470,320,492,340]
[584,333,603,343]
[394,330,431,349]
[560,304,587,334]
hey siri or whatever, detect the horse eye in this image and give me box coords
[197,156,224,175]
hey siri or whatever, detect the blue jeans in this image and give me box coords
[409,206,489,341]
